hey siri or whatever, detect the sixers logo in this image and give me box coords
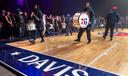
[81,18,88,25]
[79,13,89,28]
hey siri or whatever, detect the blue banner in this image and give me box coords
[0,45,119,76]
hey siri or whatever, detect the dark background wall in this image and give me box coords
[0,0,90,15]
[93,0,128,17]
[0,0,128,16]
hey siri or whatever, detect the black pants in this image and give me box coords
[18,24,25,38]
[77,25,91,42]
[36,22,44,40]
[103,23,115,39]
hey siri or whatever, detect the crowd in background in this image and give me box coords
[0,8,75,40]
[95,16,128,32]
[0,7,128,41]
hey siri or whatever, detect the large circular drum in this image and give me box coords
[73,13,90,28]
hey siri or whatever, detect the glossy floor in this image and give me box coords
[8,29,128,76]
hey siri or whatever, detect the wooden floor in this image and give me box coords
[8,29,128,76]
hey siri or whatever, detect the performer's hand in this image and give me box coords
[0,22,3,28]
[11,23,14,27]
[0,22,2,25]
[89,22,91,24]
[0,24,2,28]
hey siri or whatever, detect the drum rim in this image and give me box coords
[73,12,90,28]
[72,13,81,28]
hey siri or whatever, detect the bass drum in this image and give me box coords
[73,12,90,28]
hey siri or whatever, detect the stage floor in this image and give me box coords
[8,29,128,76]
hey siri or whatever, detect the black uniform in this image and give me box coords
[103,11,120,40]
[75,7,95,44]
[34,8,44,42]
[24,15,29,37]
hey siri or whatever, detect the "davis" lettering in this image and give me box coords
[18,55,88,76]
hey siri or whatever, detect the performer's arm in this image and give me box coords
[115,12,121,23]
[89,8,95,24]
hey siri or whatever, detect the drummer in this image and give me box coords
[75,1,95,44]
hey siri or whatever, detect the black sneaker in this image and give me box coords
[32,40,35,44]
[103,36,106,39]
[40,39,44,42]
[87,41,91,44]
[110,38,113,41]
[29,39,35,44]
[29,39,33,43]
[74,39,80,42]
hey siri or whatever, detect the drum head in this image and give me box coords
[72,13,81,28]
[79,13,89,28]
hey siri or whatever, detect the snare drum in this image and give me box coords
[73,12,90,28]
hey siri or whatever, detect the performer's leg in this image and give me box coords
[103,24,109,39]
[38,28,44,42]
[115,23,118,32]
[37,23,45,42]
[19,26,22,38]
[85,25,91,44]
[121,24,124,31]
[110,25,115,41]
[75,28,84,42]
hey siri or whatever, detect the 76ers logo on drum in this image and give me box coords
[79,13,89,28]
[81,18,88,25]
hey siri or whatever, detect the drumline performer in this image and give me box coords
[33,5,45,43]
[74,1,95,44]
[103,6,120,41]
